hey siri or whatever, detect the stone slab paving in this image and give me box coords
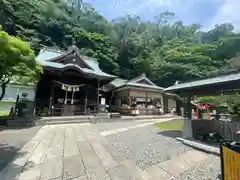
[0,122,221,180]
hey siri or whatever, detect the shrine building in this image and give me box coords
[35,46,176,116]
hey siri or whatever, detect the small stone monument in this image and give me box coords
[7,92,36,127]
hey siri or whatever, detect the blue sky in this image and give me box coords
[85,0,240,31]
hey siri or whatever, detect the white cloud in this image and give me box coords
[128,0,174,15]
[209,0,240,31]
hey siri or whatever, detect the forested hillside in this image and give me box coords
[1,0,240,87]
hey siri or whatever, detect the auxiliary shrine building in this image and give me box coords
[35,46,176,116]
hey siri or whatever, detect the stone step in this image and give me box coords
[117,159,175,180]
[7,120,35,127]
[107,164,145,180]
[145,165,174,180]
[40,116,94,122]
[120,160,149,180]
[36,119,91,125]
[156,150,208,177]
[143,150,208,179]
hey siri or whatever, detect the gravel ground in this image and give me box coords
[175,154,221,180]
[100,123,221,179]
[101,125,192,170]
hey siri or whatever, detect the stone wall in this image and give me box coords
[192,120,240,141]
[219,121,240,141]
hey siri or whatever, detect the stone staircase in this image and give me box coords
[7,119,34,127]
[7,116,37,127]
[35,114,179,125]
[35,115,93,125]
[111,150,208,180]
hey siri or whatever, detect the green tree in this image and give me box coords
[2,0,240,89]
[75,29,119,75]
[0,27,42,101]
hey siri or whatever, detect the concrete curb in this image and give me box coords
[36,116,181,125]
[176,137,220,156]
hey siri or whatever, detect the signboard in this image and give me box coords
[220,141,240,180]
[135,98,151,102]
[101,98,106,105]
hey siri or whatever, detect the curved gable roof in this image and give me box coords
[36,48,64,62]
[36,47,116,79]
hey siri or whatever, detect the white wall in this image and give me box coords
[1,84,36,101]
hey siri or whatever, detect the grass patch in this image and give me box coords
[155,119,184,131]
[0,111,10,116]
[0,101,14,116]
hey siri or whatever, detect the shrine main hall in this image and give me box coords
[35,46,176,116]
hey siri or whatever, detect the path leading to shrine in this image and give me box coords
[0,120,220,180]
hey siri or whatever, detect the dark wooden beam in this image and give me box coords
[96,79,100,113]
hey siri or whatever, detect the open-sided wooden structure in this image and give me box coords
[165,72,240,138]
[102,73,177,115]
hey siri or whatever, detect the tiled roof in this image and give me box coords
[124,82,164,90]
[36,48,64,61]
[36,47,115,79]
[165,72,240,92]
[108,78,164,91]
[110,78,128,87]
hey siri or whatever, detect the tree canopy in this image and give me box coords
[0,25,42,100]
[1,0,240,88]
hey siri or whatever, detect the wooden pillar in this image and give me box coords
[71,90,75,105]
[109,91,114,112]
[96,79,100,113]
[64,90,68,104]
[128,89,131,106]
[163,94,168,114]
[84,96,87,114]
[83,87,88,114]
[48,85,54,115]
[182,94,193,139]
[176,97,181,116]
[145,92,148,108]
[195,103,198,120]
[33,81,40,115]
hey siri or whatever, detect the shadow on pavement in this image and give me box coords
[0,142,37,180]
[157,130,182,138]
[0,143,23,171]
[0,126,41,173]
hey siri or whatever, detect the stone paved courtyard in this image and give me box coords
[0,120,221,180]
